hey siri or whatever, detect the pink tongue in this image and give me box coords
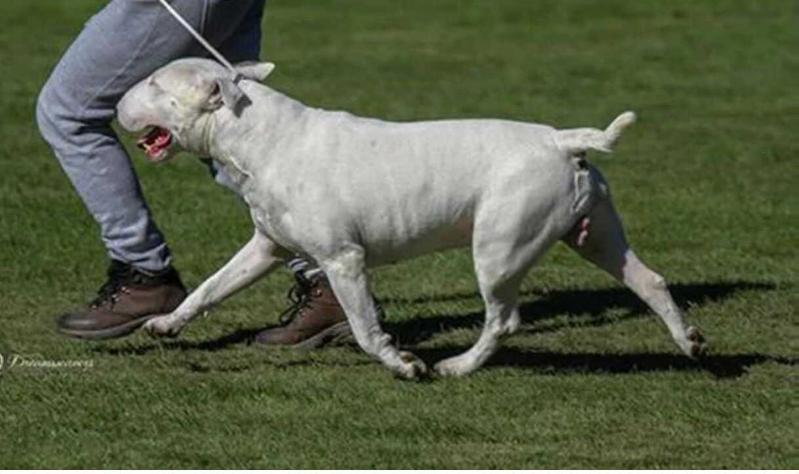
[154,131,170,146]
[140,127,164,144]
[138,127,171,159]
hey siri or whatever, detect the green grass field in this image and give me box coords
[0,0,797,468]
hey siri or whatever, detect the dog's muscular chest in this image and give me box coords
[246,196,301,254]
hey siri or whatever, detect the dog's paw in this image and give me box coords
[434,355,477,377]
[683,326,707,358]
[142,314,183,339]
[394,351,428,380]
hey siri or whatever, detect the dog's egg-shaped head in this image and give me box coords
[117,58,274,161]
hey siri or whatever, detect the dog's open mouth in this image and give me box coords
[137,126,174,162]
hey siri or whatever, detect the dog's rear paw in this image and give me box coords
[395,351,428,380]
[142,315,182,339]
[434,355,478,377]
[685,326,707,358]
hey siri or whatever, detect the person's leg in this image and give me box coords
[38,0,267,339]
[214,0,266,63]
[38,0,209,271]
[38,0,349,344]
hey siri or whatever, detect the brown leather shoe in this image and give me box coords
[56,260,187,340]
[254,272,353,349]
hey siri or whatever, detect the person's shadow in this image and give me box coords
[94,280,796,379]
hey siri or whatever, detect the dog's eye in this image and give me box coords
[211,83,220,96]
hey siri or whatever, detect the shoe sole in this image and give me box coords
[256,321,353,350]
[60,316,353,347]
[57,314,158,341]
[297,321,353,349]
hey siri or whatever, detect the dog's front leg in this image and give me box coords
[321,247,427,379]
[143,231,287,338]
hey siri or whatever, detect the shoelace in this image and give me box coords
[277,273,318,325]
[276,273,384,326]
[88,262,178,308]
[89,262,132,308]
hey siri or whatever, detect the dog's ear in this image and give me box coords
[210,77,247,112]
[207,63,271,113]
[235,61,276,82]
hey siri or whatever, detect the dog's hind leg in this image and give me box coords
[433,278,522,377]
[434,213,558,377]
[143,230,288,338]
[321,246,428,380]
[564,197,706,357]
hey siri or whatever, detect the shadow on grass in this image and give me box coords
[384,280,778,346]
[93,327,264,356]
[412,346,796,379]
[392,279,792,379]
[93,279,787,378]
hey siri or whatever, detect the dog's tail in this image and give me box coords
[554,111,636,155]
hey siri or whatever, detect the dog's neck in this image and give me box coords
[188,82,310,178]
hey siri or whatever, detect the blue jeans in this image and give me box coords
[36,0,265,272]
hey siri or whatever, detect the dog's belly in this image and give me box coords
[360,214,474,267]
[246,189,474,267]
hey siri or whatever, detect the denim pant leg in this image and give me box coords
[36,0,265,272]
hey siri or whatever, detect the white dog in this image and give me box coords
[117,58,705,378]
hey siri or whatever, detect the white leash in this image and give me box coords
[156,0,243,83]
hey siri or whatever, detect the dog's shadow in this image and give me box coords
[382,280,794,379]
[382,280,776,345]
[411,347,794,379]
[93,280,795,378]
